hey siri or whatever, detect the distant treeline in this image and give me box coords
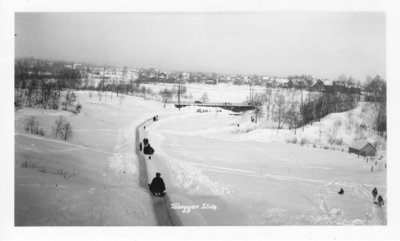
[249,75,386,136]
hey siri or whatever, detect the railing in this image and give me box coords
[172,101,253,107]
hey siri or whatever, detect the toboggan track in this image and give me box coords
[135,118,181,226]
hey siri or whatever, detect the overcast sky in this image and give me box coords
[15,12,385,80]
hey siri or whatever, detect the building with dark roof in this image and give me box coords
[348,140,376,156]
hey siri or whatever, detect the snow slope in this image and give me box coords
[15,89,386,226]
[14,91,171,225]
[239,102,387,158]
[145,105,387,225]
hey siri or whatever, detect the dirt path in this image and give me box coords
[135,118,180,226]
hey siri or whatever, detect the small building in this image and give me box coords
[290,79,306,89]
[158,72,167,81]
[205,79,217,85]
[348,140,376,157]
[276,78,290,88]
[309,79,325,92]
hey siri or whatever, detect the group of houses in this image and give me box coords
[17,58,364,95]
[270,78,361,94]
[81,68,363,94]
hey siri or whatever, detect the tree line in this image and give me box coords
[250,74,386,137]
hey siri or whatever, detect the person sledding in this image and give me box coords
[142,138,154,155]
[148,172,166,196]
[143,143,154,155]
[372,187,378,199]
[377,195,384,207]
[338,188,344,195]
[373,195,385,207]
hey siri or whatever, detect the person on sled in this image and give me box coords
[377,195,384,207]
[148,172,166,196]
[372,187,378,199]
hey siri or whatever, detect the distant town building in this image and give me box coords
[309,79,325,92]
[158,72,167,80]
[275,78,290,88]
[205,79,217,85]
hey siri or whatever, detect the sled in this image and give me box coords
[373,201,384,207]
[148,184,165,197]
[143,146,154,155]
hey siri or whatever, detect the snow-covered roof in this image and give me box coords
[310,79,322,86]
[276,78,289,84]
[349,140,375,150]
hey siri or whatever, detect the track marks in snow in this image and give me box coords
[190,161,386,195]
[192,161,325,184]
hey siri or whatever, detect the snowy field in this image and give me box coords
[14,89,386,226]
[142,83,268,103]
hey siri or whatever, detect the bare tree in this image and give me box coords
[24,116,43,135]
[50,90,60,109]
[252,93,264,123]
[24,116,37,133]
[346,109,353,134]
[332,119,342,140]
[26,84,34,107]
[313,94,328,122]
[273,90,286,129]
[264,87,273,121]
[53,116,66,138]
[60,122,73,141]
[201,92,209,103]
[62,90,70,110]
[159,88,173,107]
[284,101,299,133]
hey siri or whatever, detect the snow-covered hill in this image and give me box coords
[14,89,386,226]
[237,101,386,159]
[14,91,171,225]
[144,102,386,225]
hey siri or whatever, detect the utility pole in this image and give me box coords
[102,66,105,91]
[249,81,252,105]
[301,87,304,132]
[178,73,182,110]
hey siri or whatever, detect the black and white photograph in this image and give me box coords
[2,0,400,240]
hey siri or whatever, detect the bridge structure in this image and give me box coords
[173,101,256,112]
